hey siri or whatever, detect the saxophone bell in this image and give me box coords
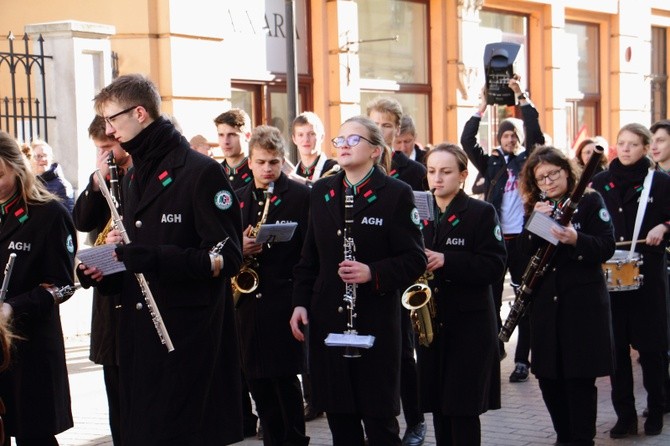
[401,271,436,347]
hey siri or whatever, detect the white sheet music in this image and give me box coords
[324,333,376,349]
[255,222,298,244]
[413,191,435,221]
[76,245,127,276]
[525,211,560,245]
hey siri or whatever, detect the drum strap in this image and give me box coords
[629,169,654,259]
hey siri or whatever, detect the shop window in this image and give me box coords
[564,21,600,146]
[357,0,431,144]
[651,26,668,124]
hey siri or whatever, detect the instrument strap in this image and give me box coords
[628,168,654,259]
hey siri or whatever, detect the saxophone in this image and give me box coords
[94,152,121,246]
[231,182,274,305]
[401,271,436,347]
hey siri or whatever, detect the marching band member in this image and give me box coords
[215,108,254,190]
[234,125,310,445]
[591,123,670,438]
[290,112,338,185]
[520,146,615,445]
[416,144,505,445]
[0,131,77,445]
[290,116,426,446]
[78,74,244,445]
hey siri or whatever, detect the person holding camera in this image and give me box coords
[460,75,545,382]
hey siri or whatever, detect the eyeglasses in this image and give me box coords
[535,168,562,184]
[331,134,375,149]
[103,105,138,125]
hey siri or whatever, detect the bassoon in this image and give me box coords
[499,145,604,342]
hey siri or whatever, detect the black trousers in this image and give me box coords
[102,364,122,445]
[242,373,259,434]
[538,376,597,445]
[432,414,481,446]
[400,308,424,427]
[326,412,400,446]
[247,375,309,446]
[493,235,530,364]
[5,438,59,446]
[611,347,666,418]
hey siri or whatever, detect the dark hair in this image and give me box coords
[573,138,608,170]
[520,146,578,216]
[88,115,112,141]
[424,143,469,172]
[650,119,670,135]
[249,125,285,159]
[94,74,161,120]
[213,108,251,134]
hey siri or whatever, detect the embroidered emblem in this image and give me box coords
[271,195,281,207]
[604,181,615,191]
[66,234,74,253]
[14,208,28,224]
[494,225,502,241]
[599,208,611,222]
[389,169,399,178]
[241,173,252,183]
[215,190,233,210]
[447,214,460,227]
[363,189,377,203]
[324,189,335,202]
[634,184,643,193]
[411,208,421,227]
[158,170,172,187]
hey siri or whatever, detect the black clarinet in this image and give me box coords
[342,187,360,358]
[499,145,605,342]
[107,151,122,213]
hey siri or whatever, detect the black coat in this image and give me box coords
[0,198,76,437]
[293,167,427,417]
[390,150,427,191]
[222,157,254,190]
[417,191,505,415]
[461,103,545,215]
[518,191,615,379]
[235,173,309,379]
[591,164,670,350]
[72,172,123,366]
[97,120,244,446]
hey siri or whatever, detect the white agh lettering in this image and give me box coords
[445,238,465,246]
[8,241,31,251]
[161,213,182,223]
[361,216,383,226]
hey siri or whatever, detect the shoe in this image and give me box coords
[500,350,507,361]
[304,404,323,421]
[609,417,637,438]
[509,362,529,383]
[402,421,427,446]
[644,413,663,435]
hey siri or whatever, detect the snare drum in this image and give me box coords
[602,250,643,292]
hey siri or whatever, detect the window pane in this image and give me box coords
[357,1,428,83]
[231,88,255,123]
[564,22,599,95]
[360,92,429,145]
[479,10,529,87]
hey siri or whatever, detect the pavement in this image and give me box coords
[56,291,670,446]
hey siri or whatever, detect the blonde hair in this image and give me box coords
[0,132,56,204]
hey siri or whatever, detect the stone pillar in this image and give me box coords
[24,20,115,337]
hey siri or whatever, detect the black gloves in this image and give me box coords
[115,244,159,273]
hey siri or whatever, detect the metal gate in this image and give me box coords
[0,31,54,142]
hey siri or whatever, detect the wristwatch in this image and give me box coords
[517,92,528,101]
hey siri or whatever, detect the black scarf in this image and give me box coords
[608,156,651,199]
[121,117,185,195]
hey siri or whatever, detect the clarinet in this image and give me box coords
[342,187,361,358]
[94,169,175,352]
[108,151,122,213]
[499,145,605,342]
[0,253,17,304]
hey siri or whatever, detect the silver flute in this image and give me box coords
[94,169,175,352]
[0,253,17,304]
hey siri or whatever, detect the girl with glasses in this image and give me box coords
[518,145,615,445]
[290,116,426,445]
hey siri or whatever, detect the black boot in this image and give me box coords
[609,417,637,438]
[644,412,663,435]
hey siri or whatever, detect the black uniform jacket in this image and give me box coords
[72,171,124,366]
[591,161,670,350]
[235,173,309,379]
[96,119,244,446]
[293,167,427,417]
[417,190,506,416]
[461,103,545,216]
[0,198,76,437]
[518,191,615,379]
[390,150,427,191]
[223,157,254,190]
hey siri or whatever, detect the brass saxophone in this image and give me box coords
[231,182,274,304]
[94,152,121,246]
[402,271,436,347]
